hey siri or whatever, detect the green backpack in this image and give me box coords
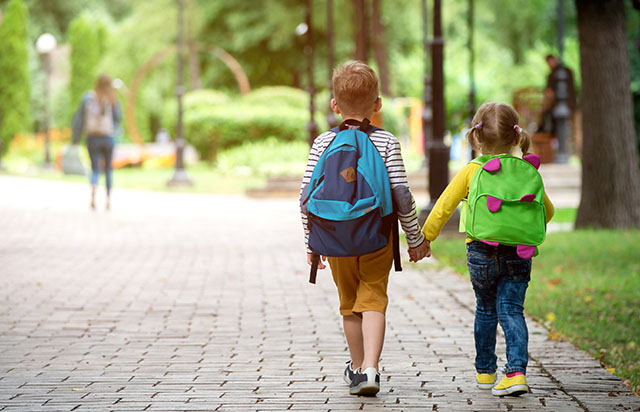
[461,153,547,259]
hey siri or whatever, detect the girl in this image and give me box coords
[71,74,121,210]
[418,102,554,396]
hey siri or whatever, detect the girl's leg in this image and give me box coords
[103,137,115,208]
[87,138,100,209]
[361,310,385,370]
[103,137,114,195]
[496,258,531,374]
[467,243,500,374]
[343,314,364,369]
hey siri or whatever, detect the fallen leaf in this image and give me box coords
[72,388,83,392]
[626,341,636,350]
[546,312,556,322]
[407,294,414,300]
[583,295,593,303]
[607,368,616,374]
[547,331,563,341]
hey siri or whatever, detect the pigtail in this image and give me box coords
[516,126,531,155]
[466,121,483,153]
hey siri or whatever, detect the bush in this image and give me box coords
[0,0,31,158]
[240,86,308,109]
[178,86,327,160]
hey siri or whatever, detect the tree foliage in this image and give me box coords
[68,15,105,118]
[0,0,31,157]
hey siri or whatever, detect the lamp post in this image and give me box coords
[303,0,318,145]
[326,0,339,129]
[36,33,56,169]
[553,0,570,163]
[419,0,455,228]
[421,0,433,167]
[467,0,476,159]
[168,0,193,186]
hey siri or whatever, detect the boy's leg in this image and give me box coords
[352,241,393,371]
[496,256,531,374]
[343,314,364,369]
[467,242,500,374]
[328,256,362,368]
[361,310,385,370]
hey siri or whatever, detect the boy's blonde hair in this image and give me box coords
[466,102,531,155]
[332,61,379,116]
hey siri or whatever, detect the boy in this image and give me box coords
[299,61,429,396]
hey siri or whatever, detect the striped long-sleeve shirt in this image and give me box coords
[300,127,426,253]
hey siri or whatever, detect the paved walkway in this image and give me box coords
[0,175,637,412]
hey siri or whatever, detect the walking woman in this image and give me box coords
[71,74,121,210]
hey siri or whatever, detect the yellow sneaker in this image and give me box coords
[492,374,529,397]
[476,372,497,389]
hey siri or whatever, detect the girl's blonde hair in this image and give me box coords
[94,74,116,107]
[466,102,531,155]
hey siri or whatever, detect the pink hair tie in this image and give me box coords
[473,122,483,130]
[513,125,522,133]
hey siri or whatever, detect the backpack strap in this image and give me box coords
[309,253,320,284]
[392,211,402,272]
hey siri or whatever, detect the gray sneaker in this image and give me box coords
[349,367,380,396]
[343,360,358,384]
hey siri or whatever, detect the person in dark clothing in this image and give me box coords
[71,75,121,210]
[538,55,578,136]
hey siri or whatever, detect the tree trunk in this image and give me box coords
[371,0,391,96]
[574,0,640,229]
[353,0,368,62]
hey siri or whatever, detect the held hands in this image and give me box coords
[408,240,431,263]
[307,253,327,269]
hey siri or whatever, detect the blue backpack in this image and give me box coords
[302,119,401,283]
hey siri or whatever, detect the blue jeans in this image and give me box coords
[467,241,531,375]
[87,136,114,194]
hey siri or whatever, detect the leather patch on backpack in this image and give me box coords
[340,167,356,183]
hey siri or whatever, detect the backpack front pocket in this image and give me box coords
[469,195,546,246]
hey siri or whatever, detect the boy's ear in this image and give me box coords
[374,97,382,113]
[330,98,341,114]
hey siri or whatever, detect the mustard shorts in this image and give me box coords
[327,241,393,316]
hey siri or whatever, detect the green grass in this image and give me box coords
[420,229,640,393]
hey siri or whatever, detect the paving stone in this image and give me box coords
[0,176,638,411]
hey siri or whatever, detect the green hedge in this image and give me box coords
[185,104,322,159]
[169,86,327,160]
[0,0,31,157]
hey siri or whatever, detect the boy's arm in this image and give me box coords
[300,131,334,253]
[422,163,478,242]
[384,136,425,248]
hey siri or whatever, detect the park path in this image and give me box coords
[0,175,638,412]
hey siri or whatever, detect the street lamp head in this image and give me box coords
[112,78,125,90]
[295,22,308,36]
[36,33,57,54]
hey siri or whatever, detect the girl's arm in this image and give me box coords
[422,163,479,241]
[544,193,554,223]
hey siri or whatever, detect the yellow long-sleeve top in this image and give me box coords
[422,162,555,243]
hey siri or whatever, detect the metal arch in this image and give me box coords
[124,45,251,144]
